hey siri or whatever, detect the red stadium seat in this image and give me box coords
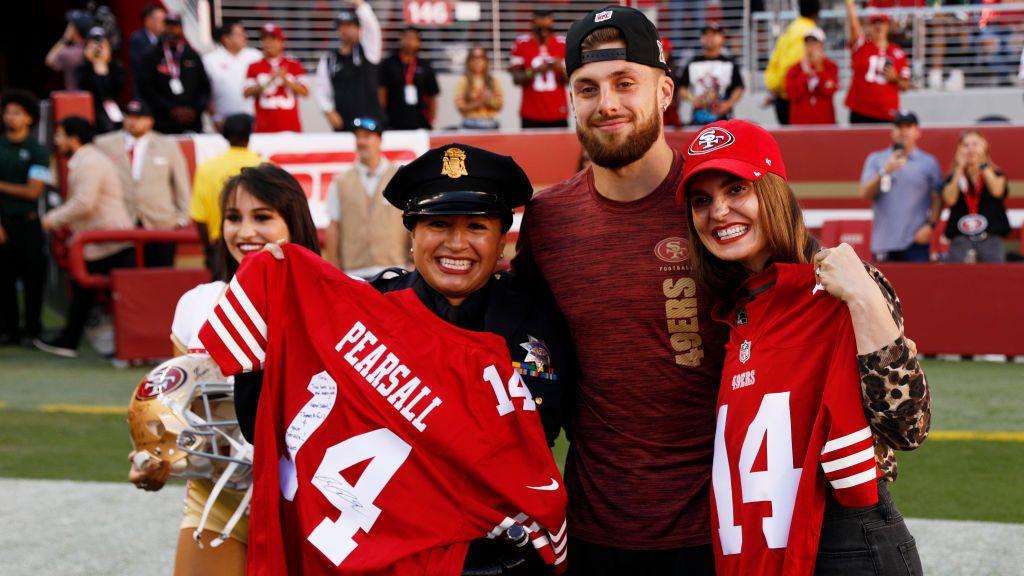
[819,220,873,261]
[111,267,211,361]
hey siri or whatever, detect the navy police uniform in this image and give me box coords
[233,143,575,575]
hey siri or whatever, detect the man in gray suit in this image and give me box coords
[95,99,191,267]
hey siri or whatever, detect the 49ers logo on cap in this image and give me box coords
[688,127,736,156]
[137,365,188,400]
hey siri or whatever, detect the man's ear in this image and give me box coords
[658,71,675,112]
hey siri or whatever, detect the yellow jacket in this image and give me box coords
[764,16,818,98]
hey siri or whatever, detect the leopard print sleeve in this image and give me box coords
[857,264,932,480]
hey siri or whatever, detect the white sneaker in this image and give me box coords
[928,68,944,90]
[33,338,79,358]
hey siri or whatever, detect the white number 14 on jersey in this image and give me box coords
[713,392,803,554]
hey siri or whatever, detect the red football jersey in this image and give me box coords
[199,246,568,575]
[245,56,307,133]
[510,34,569,122]
[785,60,839,125]
[710,263,880,576]
[844,37,909,121]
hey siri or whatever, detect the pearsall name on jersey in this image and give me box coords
[198,246,568,575]
[333,320,443,432]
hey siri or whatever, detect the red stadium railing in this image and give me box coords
[66,228,202,289]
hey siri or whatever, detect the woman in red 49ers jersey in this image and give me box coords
[677,120,924,576]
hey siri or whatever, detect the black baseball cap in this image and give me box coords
[337,8,359,25]
[383,143,532,231]
[165,12,183,25]
[893,111,919,126]
[702,22,724,34]
[565,5,670,78]
[124,99,153,117]
[87,26,108,41]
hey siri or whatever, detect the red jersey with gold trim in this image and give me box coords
[245,56,307,133]
[711,263,879,576]
[510,34,568,122]
[199,246,567,575]
[844,37,909,121]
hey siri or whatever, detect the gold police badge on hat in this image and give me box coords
[441,147,468,179]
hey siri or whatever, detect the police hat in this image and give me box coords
[383,143,532,231]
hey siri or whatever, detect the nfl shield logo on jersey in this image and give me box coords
[739,340,751,364]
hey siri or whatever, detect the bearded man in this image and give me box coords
[513,6,728,574]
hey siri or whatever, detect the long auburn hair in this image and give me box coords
[461,45,495,101]
[685,172,820,301]
[215,163,321,280]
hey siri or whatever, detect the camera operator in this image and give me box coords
[859,112,943,262]
[77,27,126,134]
[45,10,93,90]
[941,130,1010,263]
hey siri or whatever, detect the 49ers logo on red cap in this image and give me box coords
[688,127,735,156]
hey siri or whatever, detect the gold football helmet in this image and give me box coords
[128,354,253,547]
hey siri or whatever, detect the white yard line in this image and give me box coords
[0,478,1021,575]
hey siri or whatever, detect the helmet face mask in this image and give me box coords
[128,356,252,489]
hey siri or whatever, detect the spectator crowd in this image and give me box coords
[1,0,1020,357]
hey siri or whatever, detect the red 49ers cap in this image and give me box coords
[261,23,285,40]
[677,120,787,204]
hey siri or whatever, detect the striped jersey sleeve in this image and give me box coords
[198,253,275,375]
[820,315,881,507]
[468,364,569,574]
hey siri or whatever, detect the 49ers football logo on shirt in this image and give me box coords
[655,237,690,263]
[689,127,736,155]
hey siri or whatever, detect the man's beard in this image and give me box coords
[577,103,662,170]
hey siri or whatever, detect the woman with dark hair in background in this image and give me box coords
[127,163,320,576]
[455,46,504,130]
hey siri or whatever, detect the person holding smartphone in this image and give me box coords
[844,0,911,124]
[858,112,944,262]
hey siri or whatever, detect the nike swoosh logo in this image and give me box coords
[526,478,560,491]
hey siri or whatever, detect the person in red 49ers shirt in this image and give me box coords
[844,2,910,124]
[677,120,924,576]
[510,9,569,129]
[785,28,839,125]
[244,23,309,133]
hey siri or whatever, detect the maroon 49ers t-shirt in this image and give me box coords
[514,151,728,549]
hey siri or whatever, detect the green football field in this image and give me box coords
[1,343,1021,524]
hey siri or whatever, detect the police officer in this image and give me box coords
[233,143,576,575]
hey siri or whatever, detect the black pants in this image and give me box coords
[773,97,790,125]
[816,480,923,575]
[143,241,176,268]
[521,118,569,129]
[849,111,892,125]
[56,247,135,349]
[0,212,47,340]
[567,539,713,576]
